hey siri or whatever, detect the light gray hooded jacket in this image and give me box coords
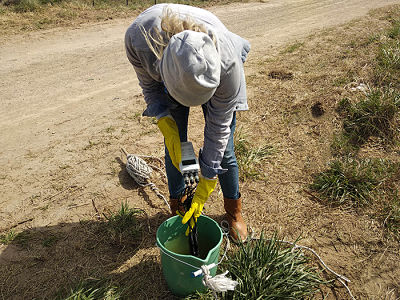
[125,3,250,178]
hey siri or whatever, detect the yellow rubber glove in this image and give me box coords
[182,176,217,235]
[177,211,196,236]
[157,116,181,170]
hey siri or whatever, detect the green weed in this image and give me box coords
[60,278,122,300]
[367,33,380,45]
[333,76,352,87]
[35,17,52,29]
[105,126,115,133]
[330,133,359,157]
[375,20,400,87]
[104,202,141,245]
[0,230,16,244]
[59,164,71,170]
[224,233,323,299]
[310,158,396,207]
[384,195,400,237]
[39,204,49,211]
[234,128,275,180]
[386,20,400,39]
[337,89,400,147]
[282,41,304,54]
[83,140,100,150]
[377,40,400,86]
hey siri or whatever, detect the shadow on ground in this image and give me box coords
[0,211,179,299]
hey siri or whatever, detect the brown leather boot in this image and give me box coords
[224,195,248,242]
[169,196,186,217]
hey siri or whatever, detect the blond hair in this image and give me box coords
[141,7,216,60]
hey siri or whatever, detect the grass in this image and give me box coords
[333,88,400,153]
[0,230,16,244]
[310,158,396,207]
[11,0,41,12]
[83,140,100,150]
[187,233,324,299]
[103,201,142,245]
[382,193,400,235]
[59,278,122,300]
[234,127,275,180]
[0,0,246,35]
[320,18,400,239]
[377,40,400,88]
[224,234,324,299]
[374,19,400,87]
[282,41,304,54]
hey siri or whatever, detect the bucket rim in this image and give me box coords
[156,215,223,265]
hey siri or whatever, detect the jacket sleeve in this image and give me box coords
[125,32,170,119]
[199,57,241,178]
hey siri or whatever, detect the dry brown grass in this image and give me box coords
[0,0,247,36]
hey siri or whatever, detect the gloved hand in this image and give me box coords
[182,176,217,235]
[157,116,181,170]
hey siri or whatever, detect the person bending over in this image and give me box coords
[125,3,250,241]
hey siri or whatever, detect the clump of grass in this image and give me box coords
[377,40,400,87]
[104,201,141,245]
[282,41,304,54]
[382,193,400,236]
[330,133,359,157]
[83,140,100,150]
[386,20,400,39]
[0,230,32,248]
[310,158,395,207]
[12,0,40,12]
[234,127,275,180]
[375,19,400,88]
[60,278,122,300]
[223,233,323,299]
[0,230,16,244]
[336,89,400,148]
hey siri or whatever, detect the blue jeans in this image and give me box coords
[165,105,240,200]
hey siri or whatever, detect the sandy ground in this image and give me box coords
[1,0,400,299]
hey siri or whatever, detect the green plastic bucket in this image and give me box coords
[156,215,223,297]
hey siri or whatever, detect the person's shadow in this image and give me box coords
[0,211,181,300]
[0,160,180,300]
[0,155,228,299]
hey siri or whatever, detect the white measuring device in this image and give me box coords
[179,141,200,186]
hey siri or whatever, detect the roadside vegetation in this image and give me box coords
[0,0,245,36]
[310,16,400,240]
[234,126,276,180]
